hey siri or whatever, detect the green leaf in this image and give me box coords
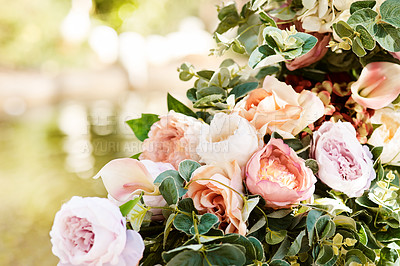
[269,260,291,266]
[292,32,318,55]
[380,0,400,28]
[206,244,246,266]
[191,213,219,235]
[154,170,187,197]
[333,215,357,231]
[126,113,159,141]
[255,66,280,79]
[130,152,141,159]
[167,93,197,118]
[373,23,400,52]
[305,159,319,175]
[357,223,368,245]
[163,244,203,263]
[177,198,198,214]
[193,94,225,108]
[252,0,268,10]
[173,213,194,234]
[316,245,334,265]
[196,86,226,99]
[178,63,194,81]
[248,236,264,261]
[266,229,287,245]
[377,247,399,266]
[350,1,376,14]
[248,44,276,68]
[163,213,177,248]
[346,249,367,265]
[178,160,201,182]
[271,237,290,260]
[269,6,296,20]
[159,177,179,205]
[197,70,214,80]
[283,138,303,151]
[376,227,400,242]
[352,36,367,57]
[209,68,231,87]
[259,11,277,27]
[356,24,375,50]
[287,230,306,256]
[119,197,141,216]
[228,82,259,99]
[242,197,260,222]
[307,210,323,246]
[333,21,354,38]
[186,88,197,102]
[166,250,203,266]
[216,3,240,34]
[347,8,377,30]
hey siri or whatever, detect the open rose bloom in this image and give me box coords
[234,76,324,137]
[246,138,317,208]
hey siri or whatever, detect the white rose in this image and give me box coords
[196,113,260,168]
[368,107,400,164]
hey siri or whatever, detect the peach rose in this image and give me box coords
[351,62,400,109]
[233,76,324,137]
[94,158,174,218]
[245,138,316,208]
[186,161,246,235]
[140,110,208,168]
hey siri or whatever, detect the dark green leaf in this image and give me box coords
[269,259,291,266]
[271,237,291,260]
[177,198,198,214]
[305,159,319,175]
[216,4,240,34]
[283,138,303,151]
[376,227,400,242]
[350,1,376,14]
[259,11,277,27]
[126,113,159,141]
[154,170,187,197]
[159,177,179,205]
[197,70,214,80]
[307,210,323,246]
[266,229,287,245]
[287,230,306,256]
[206,243,246,266]
[193,94,225,108]
[333,21,354,38]
[377,247,399,266]
[248,44,276,68]
[167,93,197,118]
[316,245,334,265]
[356,24,375,50]
[163,213,177,248]
[292,32,318,54]
[346,249,367,264]
[372,22,400,52]
[371,146,383,160]
[163,245,203,263]
[130,152,141,159]
[228,82,259,99]
[119,197,140,216]
[192,213,219,235]
[380,0,400,28]
[352,37,367,57]
[187,88,197,102]
[173,213,194,234]
[248,236,265,261]
[178,160,201,182]
[166,250,203,266]
[255,66,280,79]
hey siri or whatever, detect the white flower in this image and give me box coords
[196,113,260,168]
[368,107,400,164]
[298,0,355,34]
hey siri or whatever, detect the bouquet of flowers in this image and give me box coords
[50,0,400,265]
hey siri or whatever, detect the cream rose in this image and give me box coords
[368,107,400,164]
[196,113,260,168]
[140,110,208,168]
[233,76,324,137]
[50,196,144,266]
[186,161,246,235]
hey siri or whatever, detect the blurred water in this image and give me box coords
[0,100,143,265]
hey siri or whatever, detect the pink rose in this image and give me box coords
[311,121,376,197]
[94,158,174,218]
[286,33,331,71]
[186,161,246,235]
[351,62,400,109]
[139,110,208,168]
[233,76,324,137]
[50,196,144,266]
[245,138,316,208]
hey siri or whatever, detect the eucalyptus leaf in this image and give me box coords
[316,245,335,265]
[266,229,287,245]
[193,94,225,108]
[209,68,231,87]
[197,70,214,80]
[269,259,291,266]
[126,113,159,141]
[356,24,375,50]
[249,44,276,68]
[196,86,226,99]
[228,82,259,99]
[216,3,240,34]
[333,21,354,38]
[177,198,198,214]
[186,88,197,102]
[307,210,323,246]
[380,0,400,28]
[248,236,265,261]
[173,213,194,235]
[352,37,367,57]
[178,160,201,182]
[159,177,179,205]
[206,244,246,266]
[287,230,306,256]
[154,170,187,197]
[350,0,376,14]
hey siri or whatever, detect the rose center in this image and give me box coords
[323,141,362,180]
[258,158,298,189]
[64,216,95,254]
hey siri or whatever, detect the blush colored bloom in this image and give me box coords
[186,161,246,235]
[368,107,400,164]
[234,76,324,137]
[286,33,331,71]
[94,158,174,217]
[311,121,376,197]
[245,138,316,208]
[50,196,144,266]
[196,113,259,168]
[140,110,208,168]
[351,62,400,109]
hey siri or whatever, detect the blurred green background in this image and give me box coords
[0,0,232,264]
